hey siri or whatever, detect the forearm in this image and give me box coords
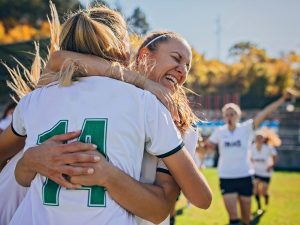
[15,148,37,187]
[45,50,110,75]
[162,148,212,209]
[45,51,146,88]
[104,166,169,223]
[254,96,285,128]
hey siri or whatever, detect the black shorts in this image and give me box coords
[220,176,253,197]
[254,175,271,183]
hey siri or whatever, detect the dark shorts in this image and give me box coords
[254,175,271,183]
[220,176,253,197]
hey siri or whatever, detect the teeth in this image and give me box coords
[165,75,178,85]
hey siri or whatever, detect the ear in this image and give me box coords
[137,47,151,64]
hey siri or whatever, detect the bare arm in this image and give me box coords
[267,154,278,172]
[162,147,212,209]
[70,152,179,223]
[0,125,25,170]
[253,96,286,129]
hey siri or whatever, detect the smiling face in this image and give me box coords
[139,37,192,93]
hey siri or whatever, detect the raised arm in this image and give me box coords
[253,92,292,129]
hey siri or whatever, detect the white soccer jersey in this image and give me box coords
[0,114,28,225]
[250,143,277,177]
[0,151,28,225]
[9,77,183,225]
[136,125,198,225]
[209,119,254,178]
[0,115,12,130]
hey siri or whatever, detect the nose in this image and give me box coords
[175,64,188,83]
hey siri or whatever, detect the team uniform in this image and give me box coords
[250,143,277,183]
[209,120,254,196]
[9,77,183,225]
[0,115,12,131]
[136,126,199,225]
[0,116,28,225]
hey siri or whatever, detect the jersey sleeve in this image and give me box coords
[270,146,278,156]
[157,125,199,175]
[208,127,220,144]
[242,119,254,135]
[144,92,183,158]
[11,98,27,137]
[0,116,12,130]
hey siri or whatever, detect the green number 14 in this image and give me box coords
[37,118,108,207]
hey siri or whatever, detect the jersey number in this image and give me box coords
[37,119,107,207]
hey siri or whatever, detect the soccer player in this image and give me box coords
[0,6,211,225]
[204,92,293,225]
[250,130,278,213]
[42,31,202,225]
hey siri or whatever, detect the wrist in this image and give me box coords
[22,147,39,173]
[100,163,119,189]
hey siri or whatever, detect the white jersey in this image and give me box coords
[0,115,12,130]
[250,143,277,177]
[136,125,198,225]
[9,77,183,225]
[209,119,254,178]
[0,151,27,225]
[0,113,28,225]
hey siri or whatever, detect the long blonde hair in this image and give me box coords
[56,6,128,86]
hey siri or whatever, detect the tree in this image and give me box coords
[127,7,150,35]
[0,0,82,28]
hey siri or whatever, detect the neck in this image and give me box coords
[228,123,236,131]
[256,143,263,150]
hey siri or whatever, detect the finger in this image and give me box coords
[51,175,81,189]
[60,165,95,176]
[69,175,90,186]
[62,142,97,153]
[61,151,100,164]
[49,131,81,143]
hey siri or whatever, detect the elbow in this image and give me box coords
[149,212,169,224]
[191,189,213,210]
[147,203,170,224]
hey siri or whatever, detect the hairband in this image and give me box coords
[144,34,167,48]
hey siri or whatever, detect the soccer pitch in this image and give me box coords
[175,168,300,225]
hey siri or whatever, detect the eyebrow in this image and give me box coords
[171,51,191,68]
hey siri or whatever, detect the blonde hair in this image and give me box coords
[5,2,129,97]
[57,6,128,85]
[222,103,242,117]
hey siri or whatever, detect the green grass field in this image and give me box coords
[175,168,300,225]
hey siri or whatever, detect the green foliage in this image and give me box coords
[127,7,150,35]
[0,0,82,28]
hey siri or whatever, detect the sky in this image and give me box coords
[81,0,300,62]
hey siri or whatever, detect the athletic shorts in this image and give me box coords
[220,176,253,197]
[254,175,271,183]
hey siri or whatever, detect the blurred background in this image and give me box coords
[0,1,299,224]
